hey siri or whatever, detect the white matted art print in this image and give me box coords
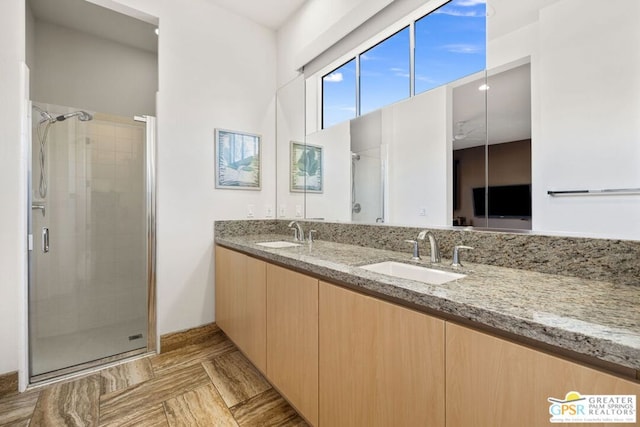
[215,129,261,190]
[290,141,323,193]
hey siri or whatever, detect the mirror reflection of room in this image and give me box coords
[290,0,639,239]
[453,62,532,229]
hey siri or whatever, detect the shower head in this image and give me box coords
[351,152,361,161]
[55,111,93,122]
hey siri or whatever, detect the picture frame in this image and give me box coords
[215,129,261,190]
[290,141,323,193]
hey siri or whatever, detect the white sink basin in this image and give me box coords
[360,261,466,285]
[256,241,301,249]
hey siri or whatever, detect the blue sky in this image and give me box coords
[322,0,486,128]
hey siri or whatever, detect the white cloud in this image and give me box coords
[324,72,343,83]
[434,0,486,17]
[455,0,485,6]
[442,43,483,54]
[434,9,483,17]
[327,105,356,112]
[415,74,437,83]
[390,68,410,78]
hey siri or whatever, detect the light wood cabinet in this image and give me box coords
[214,245,266,372]
[266,264,319,426]
[319,281,446,427]
[446,322,640,427]
[216,246,638,427]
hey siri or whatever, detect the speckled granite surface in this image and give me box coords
[216,220,640,286]
[214,222,640,372]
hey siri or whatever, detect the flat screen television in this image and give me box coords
[473,184,531,218]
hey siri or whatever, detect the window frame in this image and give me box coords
[314,0,486,131]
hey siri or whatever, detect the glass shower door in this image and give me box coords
[29,103,152,380]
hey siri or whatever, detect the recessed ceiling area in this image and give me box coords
[28,0,158,53]
[28,0,308,53]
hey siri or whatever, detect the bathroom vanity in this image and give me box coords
[214,220,640,427]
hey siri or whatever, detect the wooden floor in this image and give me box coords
[0,326,308,426]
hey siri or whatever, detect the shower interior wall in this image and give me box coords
[30,104,147,375]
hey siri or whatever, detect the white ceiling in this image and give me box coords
[206,0,307,30]
[28,0,307,54]
[452,62,532,150]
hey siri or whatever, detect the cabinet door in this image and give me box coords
[446,322,640,427]
[214,245,266,372]
[266,264,319,426]
[319,281,446,427]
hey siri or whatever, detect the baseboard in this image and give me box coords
[159,322,219,353]
[0,371,18,398]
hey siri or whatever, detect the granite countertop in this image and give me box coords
[215,234,640,372]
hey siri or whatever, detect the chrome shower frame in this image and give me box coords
[26,105,158,386]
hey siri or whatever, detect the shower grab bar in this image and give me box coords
[547,188,640,196]
[42,227,49,253]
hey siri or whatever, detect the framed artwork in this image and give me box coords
[290,141,323,193]
[215,129,261,190]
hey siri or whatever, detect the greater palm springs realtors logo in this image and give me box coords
[548,391,636,423]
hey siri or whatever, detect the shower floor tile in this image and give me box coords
[31,317,147,377]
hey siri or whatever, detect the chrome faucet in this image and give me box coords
[452,245,474,267]
[288,221,305,242]
[417,230,441,263]
[404,239,421,260]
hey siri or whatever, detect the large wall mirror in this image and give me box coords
[277,0,640,240]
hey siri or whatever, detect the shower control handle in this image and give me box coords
[42,227,49,253]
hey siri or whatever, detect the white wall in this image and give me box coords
[32,20,157,117]
[0,0,28,376]
[114,0,277,339]
[384,86,451,226]
[487,0,640,239]
[276,0,393,86]
[276,74,305,219]
[0,0,277,377]
[532,0,640,239]
[305,121,352,221]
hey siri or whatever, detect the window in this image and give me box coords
[319,0,486,129]
[322,59,357,129]
[360,27,411,116]
[415,0,486,94]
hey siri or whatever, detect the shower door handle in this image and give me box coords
[42,227,49,253]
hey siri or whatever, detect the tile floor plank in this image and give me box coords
[98,404,168,427]
[150,331,236,375]
[99,364,209,425]
[100,358,155,395]
[164,383,238,427]
[203,351,271,408]
[3,419,30,427]
[0,326,310,426]
[0,389,40,426]
[30,375,101,427]
[230,389,309,427]
[161,323,219,354]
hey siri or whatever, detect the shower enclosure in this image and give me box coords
[29,102,155,382]
[350,111,386,223]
